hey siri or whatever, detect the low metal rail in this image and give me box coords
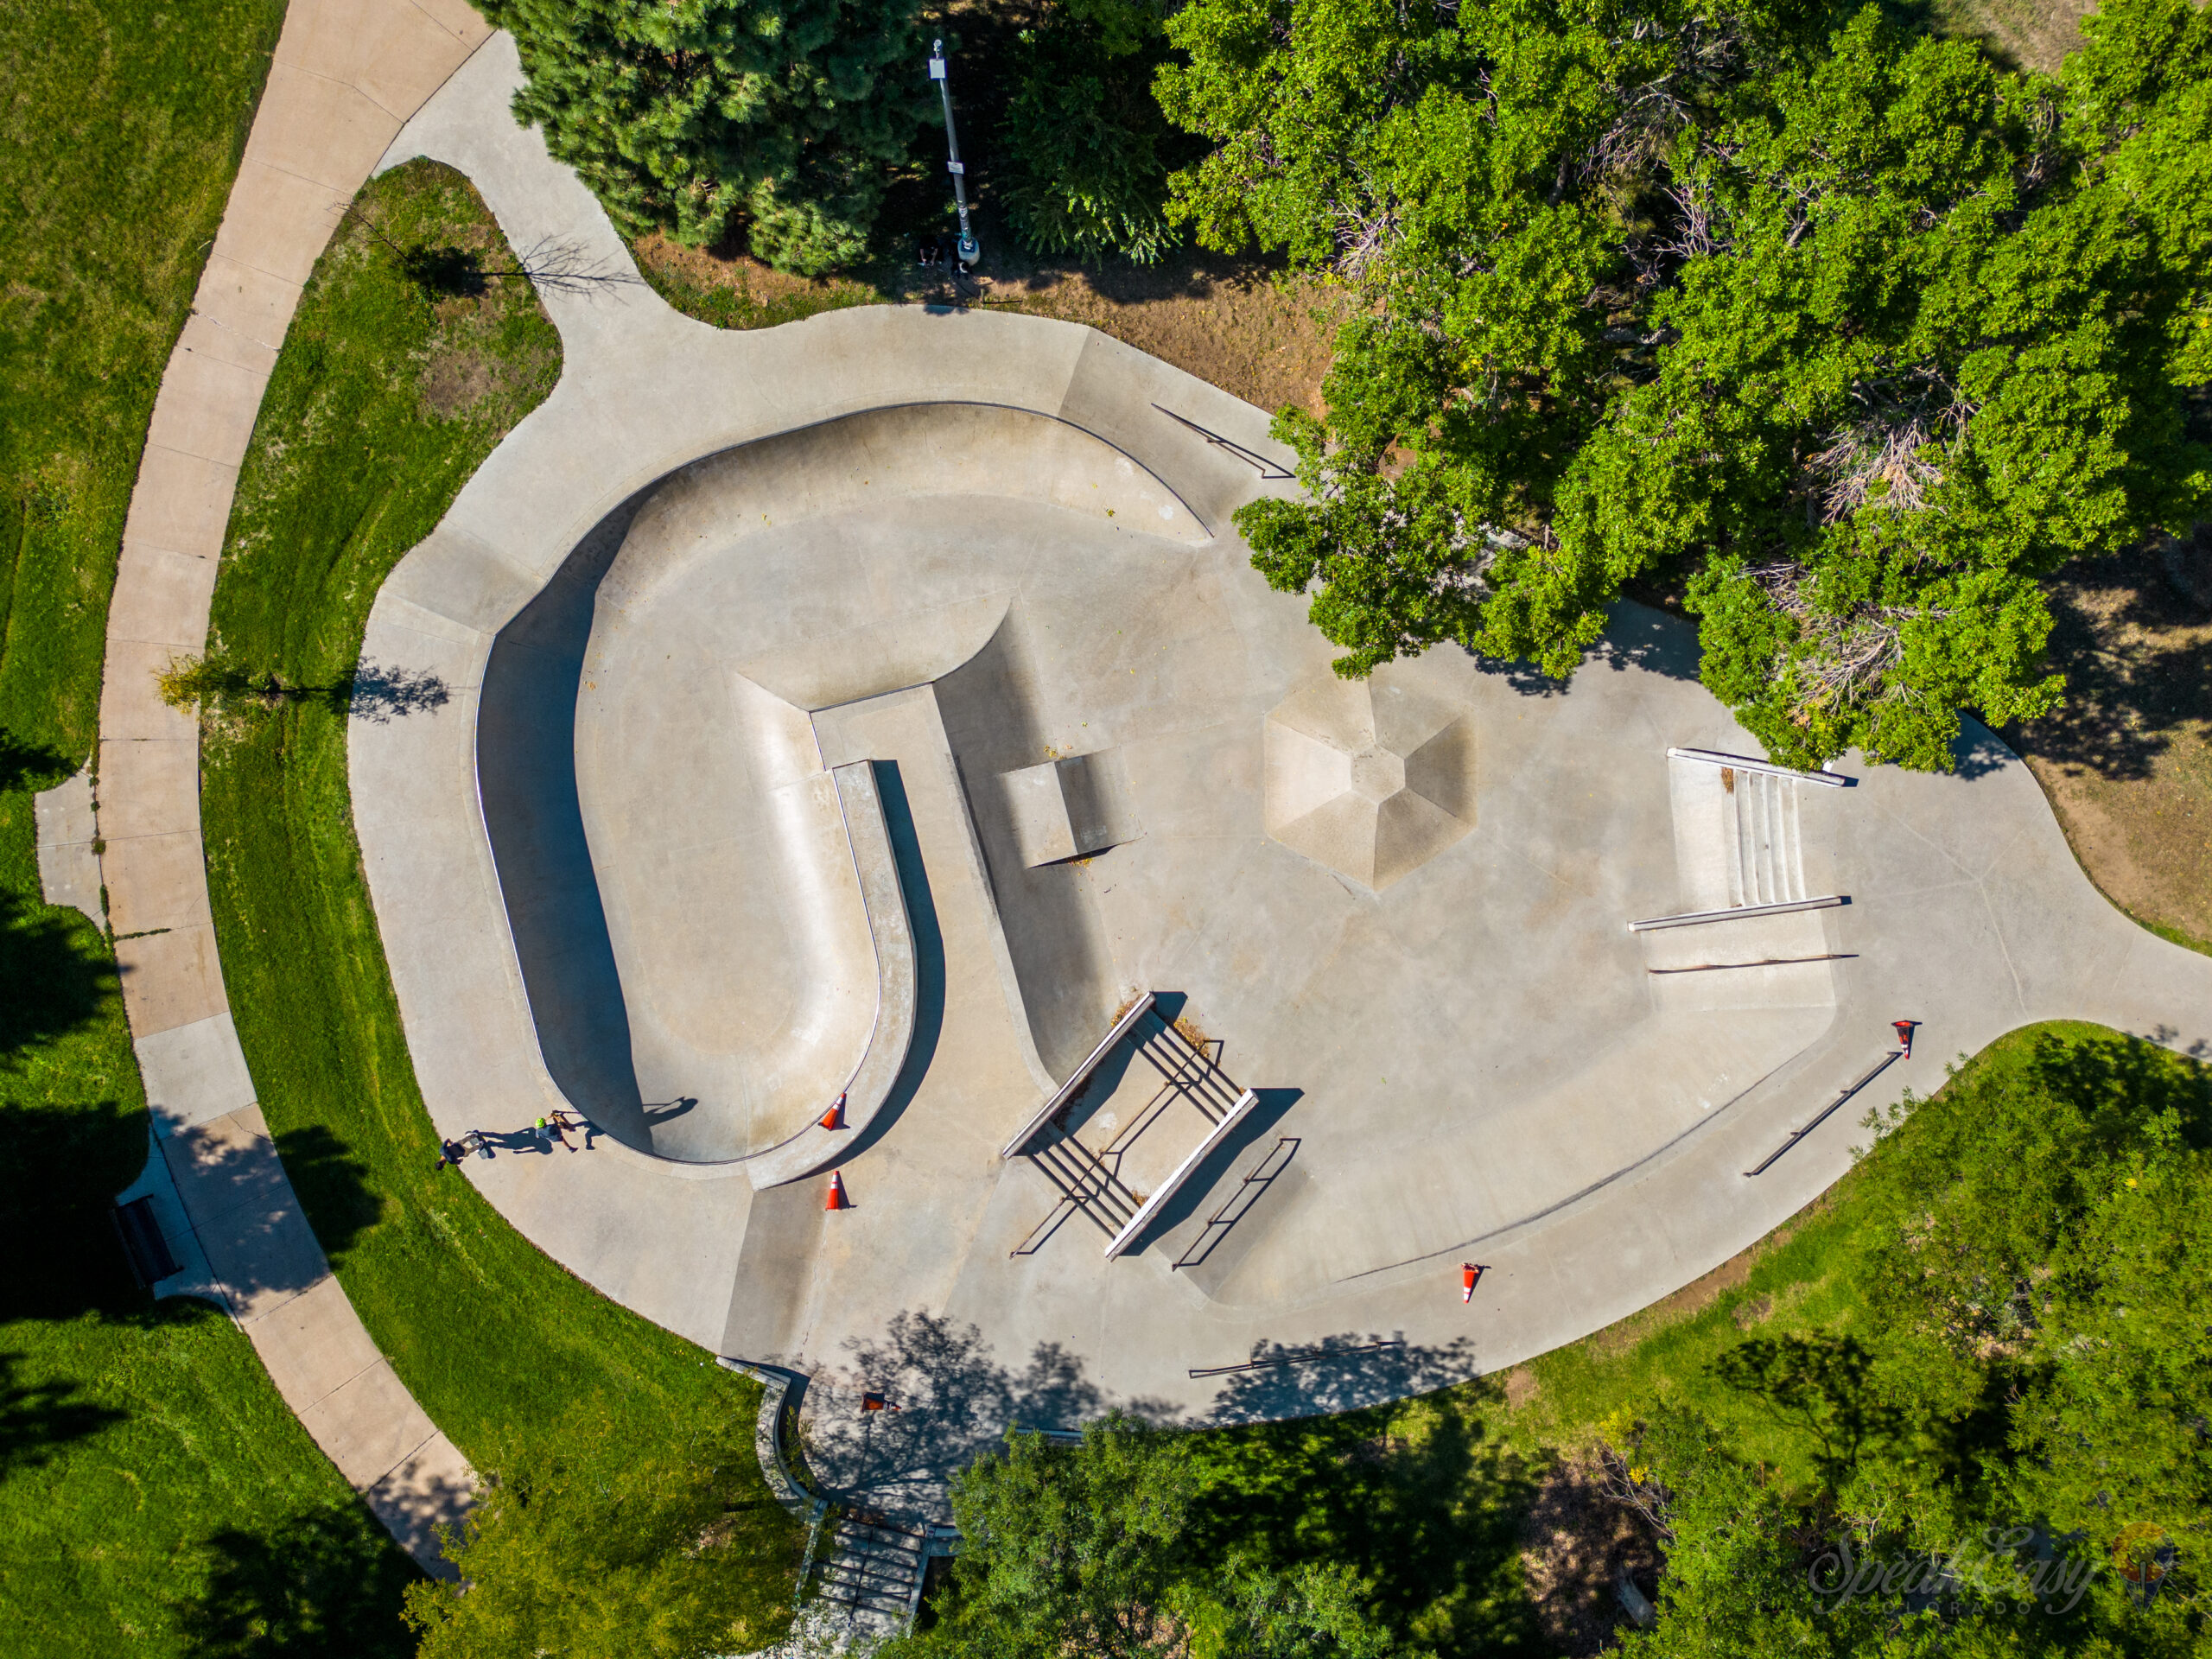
[1628,893,1847,932]
[1744,1049,1902,1177]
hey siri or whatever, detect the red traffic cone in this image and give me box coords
[822,1093,847,1130]
[1461,1263,1480,1303]
[1892,1020,1916,1057]
[826,1170,849,1211]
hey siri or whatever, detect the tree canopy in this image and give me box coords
[401,1413,797,1658]
[478,0,931,274]
[886,1412,1401,1659]
[1161,0,2212,768]
[1601,1028,2212,1654]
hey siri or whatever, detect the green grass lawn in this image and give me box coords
[0,0,288,765]
[0,3,430,1653]
[197,159,801,1646]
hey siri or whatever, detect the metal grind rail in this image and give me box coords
[1190,1338,1406,1380]
[1744,1049,1903,1177]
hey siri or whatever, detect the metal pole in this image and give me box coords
[929,40,979,265]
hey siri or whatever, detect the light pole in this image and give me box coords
[929,40,979,266]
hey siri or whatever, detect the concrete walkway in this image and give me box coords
[81,0,491,1570]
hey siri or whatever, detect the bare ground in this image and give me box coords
[1516,1453,1664,1656]
[2009,542,2212,954]
[632,232,1348,419]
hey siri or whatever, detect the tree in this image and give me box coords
[475,0,933,275]
[889,1413,1401,1659]
[997,0,1181,265]
[401,1416,797,1658]
[1160,0,2212,769]
[154,650,283,716]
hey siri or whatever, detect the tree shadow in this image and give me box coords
[399,242,487,300]
[269,1123,385,1263]
[0,1096,146,1322]
[0,728,73,794]
[1199,1331,1482,1424]
[0,885,117,1064]
[1708,1334,1904,1489]
[2008,543,2212,784]
[801,1310,1168,1522]
[341,661,452,723]
[176,1507,419,1658]
[1188,1373,1543,1654]
[0,1351,125,1478]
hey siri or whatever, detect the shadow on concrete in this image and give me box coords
[1198,1331,1482,1425]
[934,618,1122,1079]
[804,1310,1174,1522]
[841,761,945,1166]
[476,493,654,1152]
[177,1507,419,1657]
[0,1351,125,1478]
[1189,1371,1541,1655]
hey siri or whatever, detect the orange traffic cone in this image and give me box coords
[1461,1263,1480,1303]
[821,1093,847,1130]
[826,1170,849,1211]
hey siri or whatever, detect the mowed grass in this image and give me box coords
[0,3,424,1652]
[199,160,801,1639]
[0,0,286,761]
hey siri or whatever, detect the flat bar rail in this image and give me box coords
[1744,1049,1902,1177]
[1668,747,1851,787]
[1190,1338,1405,1380]
[1001,992,1158,1159]
[1103,1088,1261,1260]
[1629,894,1847,932]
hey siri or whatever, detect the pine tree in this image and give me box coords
[478,0,933,275]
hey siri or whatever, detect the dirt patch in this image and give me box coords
[633,232,1348,418]
[1503,1366,1540,1410]
[421,347,497,420]
[1932,0,2094,73]
[2009,541,2212,954]
[1517,1452,1663,1656]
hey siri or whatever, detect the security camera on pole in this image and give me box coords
[930,40,980,267]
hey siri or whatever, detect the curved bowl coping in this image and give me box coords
[737,762,917,1190]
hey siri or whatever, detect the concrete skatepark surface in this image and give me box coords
[342,35,2212,1526]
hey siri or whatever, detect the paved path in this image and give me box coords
[348,39,2212,1495]
[80,0,491,1570]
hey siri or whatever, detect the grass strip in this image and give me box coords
[199,160,800,1639]
[1,3,423,1650]
[0,0,288,765]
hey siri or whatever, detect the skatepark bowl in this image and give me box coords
[397,372,2211,1449]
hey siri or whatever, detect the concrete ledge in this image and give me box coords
[743,762,918,1190]
[1003,993,1159,1160]
[1104,1089,1260,1260]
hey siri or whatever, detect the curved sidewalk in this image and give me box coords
[85,0,491,1569]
